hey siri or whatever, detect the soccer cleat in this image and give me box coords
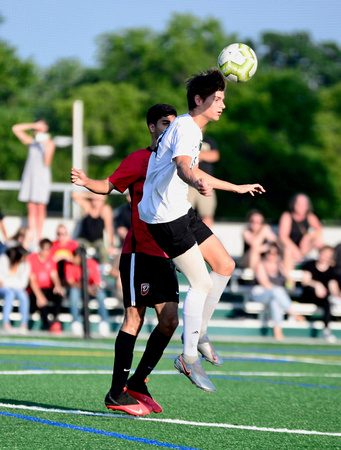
[126,378,163,413]
[174,354,216,392]
[105,390,152,416]
[197,334,224,366]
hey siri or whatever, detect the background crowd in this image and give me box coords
[0,187,341,342]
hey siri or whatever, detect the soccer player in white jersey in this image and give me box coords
[139,68,265,392]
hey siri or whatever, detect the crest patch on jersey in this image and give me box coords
[141,283,150,296]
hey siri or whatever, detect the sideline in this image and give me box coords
[0,403,340,438]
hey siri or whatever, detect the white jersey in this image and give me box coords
[138,113,202,224]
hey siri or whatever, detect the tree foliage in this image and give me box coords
[1,13,341,220]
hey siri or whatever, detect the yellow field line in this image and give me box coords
[0,349,112,357]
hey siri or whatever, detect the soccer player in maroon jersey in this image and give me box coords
[71,104,178,416]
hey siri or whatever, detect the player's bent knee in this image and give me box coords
[158,315,179,336]
[190,273,213,294]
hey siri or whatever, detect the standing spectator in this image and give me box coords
[50,224,79,285]
[72,192,115,263]
[279,193,324,272]
[28,238,65,332]
[241,209,278,271]
[187,127,220,229]
[301,245,340,343]
[0,245,30,333]
[65,248,109,337]
[0,207,8,244]
[251,243,304,340]
[12,120,56,248]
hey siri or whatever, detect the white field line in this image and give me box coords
[1,369,341,377]
[0,402,340,438]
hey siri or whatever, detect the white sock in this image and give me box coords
[200,272,231,338]
[182,288,207,362]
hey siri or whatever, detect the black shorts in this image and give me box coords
[119,252,179,308]
[147,208,213,259]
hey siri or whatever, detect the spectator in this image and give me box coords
[241,209,278,271]
[334,243,341,289]
[65,248,109,337]
[0,245,30,333]
[251,243,304,341]
[28,238,65,332]
[0,207,8,244]
[7,226,29,250]
[72,191,115,263]
[300,245,340,343]
[187,128,220,229]
[114,193,132,248]
[12,119,56,248]
[278,193,324,272]
[50,224,79,285]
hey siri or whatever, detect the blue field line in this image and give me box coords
[0,411,200,450]
[0,359,113,370]
[210,374,341,389]
[1,339,341,356]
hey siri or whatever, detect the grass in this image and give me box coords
[0,335,341,449]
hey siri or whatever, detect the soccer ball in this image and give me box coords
[218,43,258,82]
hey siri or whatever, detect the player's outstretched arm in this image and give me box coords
[195,168,265,196]
[70,168,113,194]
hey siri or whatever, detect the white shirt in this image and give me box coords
[138,113,202,224]
[0,254,30,290]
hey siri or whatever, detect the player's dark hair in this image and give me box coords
[186,68,226,111]
[146,104,177,126]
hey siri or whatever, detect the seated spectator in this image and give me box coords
[300,245,340,343]
[65,248,109,337]
[72,191,115,263]
[7,226,29,250]
[240,209,278,271]
[251,243,304,340]
[0,245,30,333]
[279,193,324,272]
[0,207,8,244]
[334,243,341,289]
[114,193,131,248]
[50,224,79,285]
[28,238,65,333]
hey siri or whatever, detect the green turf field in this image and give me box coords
[0,336,340,449]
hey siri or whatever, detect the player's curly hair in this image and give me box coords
[186,68,226,111]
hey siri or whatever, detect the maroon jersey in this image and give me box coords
[108,148,167,257]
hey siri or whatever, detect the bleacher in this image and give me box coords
[1,264,341,339]
[1,217,341,339]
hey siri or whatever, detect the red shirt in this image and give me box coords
[28,253,58,289]
[50,239,79,262]
[65,258,101,286]
[108,148,166,257]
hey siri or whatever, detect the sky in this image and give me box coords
[1,0,341,68]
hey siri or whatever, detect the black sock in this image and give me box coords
[110,330,137,398]
[129,327,171,388]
